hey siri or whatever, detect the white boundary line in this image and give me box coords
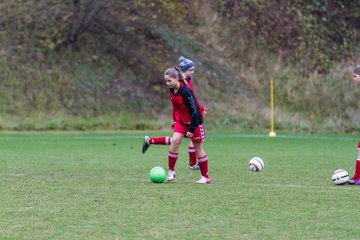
[0,133,357,141]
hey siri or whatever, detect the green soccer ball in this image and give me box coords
[149,166,166,183]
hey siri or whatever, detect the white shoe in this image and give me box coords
[196,176,211,184]
[166,170,176,182]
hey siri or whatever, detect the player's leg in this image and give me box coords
[349,140,360,185]
[192,142,210,184]
[142,122,176,153]
[188,140,199,170]
[166,123,186,182]
[191,124,209,183]
[166,132,183,182]
[142,135,171,154]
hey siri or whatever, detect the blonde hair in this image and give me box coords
[353,65,360,75]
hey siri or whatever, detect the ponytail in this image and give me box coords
[174,67,186,84]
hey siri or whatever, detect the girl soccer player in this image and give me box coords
[142,56,206,171]
[349,65,360,185]
[179,56,206,170]
[162,67,210,183]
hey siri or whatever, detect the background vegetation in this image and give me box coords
[1,0,360,131]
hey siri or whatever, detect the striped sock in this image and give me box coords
[188,146,197,167]
[198,155,209,178]
[168,151,178,171]
[149,136,171,145]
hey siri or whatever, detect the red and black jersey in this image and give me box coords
[170,81,203,133]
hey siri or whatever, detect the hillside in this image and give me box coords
[1,0,360,131]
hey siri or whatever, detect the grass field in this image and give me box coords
[0,131,359,239]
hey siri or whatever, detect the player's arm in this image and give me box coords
[182,87,202,133]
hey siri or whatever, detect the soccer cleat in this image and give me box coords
[166,170,176,182]
[196,176,211,184]
[188,163,200,171]
[348,178,360,185]
[142,136,150,154]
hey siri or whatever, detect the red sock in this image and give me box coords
[149,136,171,145]
[168,151,178,171]
[198,155,209,178]
[188,146,197,167]
[353,141,360,180]
[353,160,360,180]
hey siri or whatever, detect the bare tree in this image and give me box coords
[64,0,112,45]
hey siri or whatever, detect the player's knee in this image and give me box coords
[171,137,182,147]
[192,143,204,153]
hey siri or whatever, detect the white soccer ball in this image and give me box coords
[331,169,349,185]
[249,157,264,172]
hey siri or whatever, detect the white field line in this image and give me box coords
[0,173,27,177]
[122,177,360,191]
[237,182,359,191]
[1,174,358,191]
[118,177,360,190]
[210,133,357,142]
[0,133,356,141]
